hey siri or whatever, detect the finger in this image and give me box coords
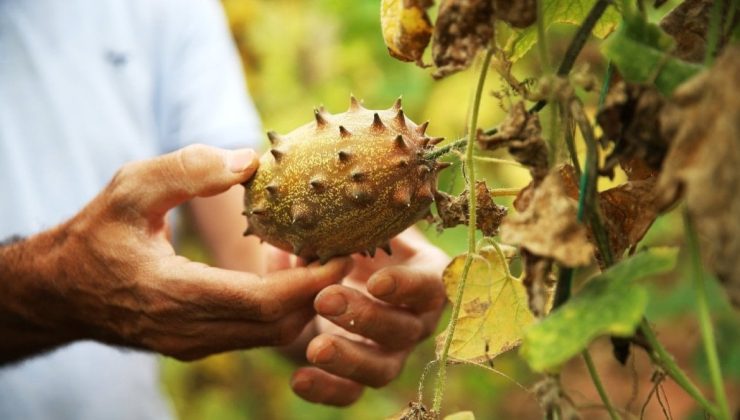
[150,307,315,361]
[259,258,353,319]
[290,367,364,407]
[367,266,447,313]
[164,257,352,322]
[113,145,258,219]
[314,285,424,350]
[306,334,406,388]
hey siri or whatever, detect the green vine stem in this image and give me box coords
[562,68,721,419]
[583,350,619,420]
[426,0,614,162]
[530,0,613,113]
[431,45,495,415]
[640,318,721,418]
[684,210,731,419]
[705,0,723,66]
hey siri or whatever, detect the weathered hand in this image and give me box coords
[0,145,352,364]
[289,228,449,406]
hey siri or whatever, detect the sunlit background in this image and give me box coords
[162,1,739,419]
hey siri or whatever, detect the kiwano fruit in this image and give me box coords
[242,97,449,263]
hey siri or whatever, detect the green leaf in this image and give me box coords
[601,15,703,96]
[520,248,678,372]
[504,0,621,62]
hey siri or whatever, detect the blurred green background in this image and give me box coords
[162,1,739,419]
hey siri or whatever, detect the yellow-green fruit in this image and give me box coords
[243,97,448,263]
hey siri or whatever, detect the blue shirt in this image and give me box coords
[0,0,262,418]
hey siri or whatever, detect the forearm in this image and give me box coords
[0,229,77,365]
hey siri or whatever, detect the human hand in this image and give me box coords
[288,228,449,406]
[0,145,352,364]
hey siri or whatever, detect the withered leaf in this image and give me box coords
[596,82,668,180]
[657,46,740,306]
[381,0,434,65]
[501,170,594,267]
[386,401,436,420]
[532,377,580,420]
[599,178,659,258]
[435,180,508,236]
[535,165,660,261]
[478,101,549,183]
[659,0,739,63]
[432,0,494,79]
[521,249,555,318]
[494,0,537,28]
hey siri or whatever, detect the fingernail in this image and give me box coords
[316,292,347,317]
[226,149,256,173]
[369,275,396,297]
[313,342,336,364]
[291,376,313,393]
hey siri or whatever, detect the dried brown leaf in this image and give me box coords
[435,180,508,236]
[494,0,537,28]
[431,0,494,79]
[501,170,594,267]
[521,249,555,318]
[600,178,659,258]
[659,0,739,63]
[381,0,434,65]
[387,402,436,420]
[657,46,740,306]
[533,165,660,260]
[533,376,581,420]
[596,82,667,180]
[478,101,549,183]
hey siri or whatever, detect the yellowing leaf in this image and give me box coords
[381,0,434,65]
[504,0,620,62]
[436,246,536,364]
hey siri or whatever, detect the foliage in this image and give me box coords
[520,248,678,372]
[164,0,740,419]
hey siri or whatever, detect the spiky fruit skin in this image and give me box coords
[243,98,445,263]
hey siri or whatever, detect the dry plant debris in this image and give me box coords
[657,46,740,306]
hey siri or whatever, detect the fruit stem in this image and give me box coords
[431,44,494,416]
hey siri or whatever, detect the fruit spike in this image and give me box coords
[417,121,429,135]
[380,242,392,256]
[270,149,284,161]
[349,95,363,112]
[267,131,281,145]
[314,108,328,128]
[391,96,402,111]
[394,109,406,127]
[393,134,407,150]
[428,137,444,146]
[371,113,385,131]
[243,95,449,262]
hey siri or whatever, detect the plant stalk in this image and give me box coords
[684,210,731,419]
[583,350,619,420]
[705,0,724,66]
[640,319,721,419]
[530,0,613,113]
[431,45,494,415]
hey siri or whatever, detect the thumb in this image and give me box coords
[119,144,259,218]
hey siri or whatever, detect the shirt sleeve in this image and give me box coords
[154,0,263,152]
